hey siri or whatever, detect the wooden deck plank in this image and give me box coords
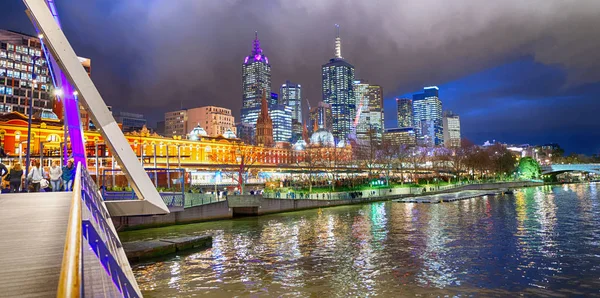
[0,192,72,298]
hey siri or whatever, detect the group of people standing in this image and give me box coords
[0,160,76,193]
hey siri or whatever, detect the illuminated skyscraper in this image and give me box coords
[396,98,413,128]
[443,110,461,148]
[280,80,302,141]
[322,24,355,141]
[412,86,442,146]
[280,81,302,123]
[353,80,384,144]
[241,32,271,130]
[270,104,292,143]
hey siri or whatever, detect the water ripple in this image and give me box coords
[129,183,600,297]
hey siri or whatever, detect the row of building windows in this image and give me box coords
[0,42,42,56]
[0,96,48,107]
[0,104,26,113]
[0,78,50,91]
[0,50,45,65]
[206,107,232,115]
[0,104,48,114]
[0,59,47,74]
[0,68,48,83]
[0,87,49,99]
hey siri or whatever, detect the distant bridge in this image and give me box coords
[541,164,600,175]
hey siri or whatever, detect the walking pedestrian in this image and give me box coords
[49,161,62,192]
[27,160,43,192]
[62,160,75,191]
[7,163,23,193]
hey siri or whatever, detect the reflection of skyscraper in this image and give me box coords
[413,87,442,146]
[309,101,332,133]
[353,80,383,144]
[280,80,302,141]
[443,110,461,148]
[322,24,355,141]
[396,98,413,128]
[241,32,271,131]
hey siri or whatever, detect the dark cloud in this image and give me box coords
[1,0,600,152]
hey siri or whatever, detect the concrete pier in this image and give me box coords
[123,235,213,262]
[395,190,501,204]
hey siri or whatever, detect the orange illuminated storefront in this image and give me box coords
[0,112,353,170]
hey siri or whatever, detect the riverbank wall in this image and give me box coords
[113,195,395,231]
[112,180,545,231]
[113,201,233,231]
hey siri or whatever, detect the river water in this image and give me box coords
[124,183,600,297]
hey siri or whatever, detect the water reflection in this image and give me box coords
[128,183,600,297]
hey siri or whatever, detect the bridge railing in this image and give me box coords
[184,193,227,207]
[100,168,186,209]
[57,162,83,297]
[57,162,143,297]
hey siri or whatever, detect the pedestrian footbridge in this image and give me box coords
[0,163,143,297]
[541,164,600,175]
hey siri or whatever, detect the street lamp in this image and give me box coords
[24,56,40,191]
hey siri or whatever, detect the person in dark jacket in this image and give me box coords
[61,160,75,191]
[8,163,23,193]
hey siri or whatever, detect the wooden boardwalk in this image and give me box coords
[0,192,72,298]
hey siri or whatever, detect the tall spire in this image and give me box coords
[252,31,263,56]
[260,89,269,117]
[334,24,342,59]
[245,31,268,64]
[256,89,274,147]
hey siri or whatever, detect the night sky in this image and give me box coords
[1,0,599,153]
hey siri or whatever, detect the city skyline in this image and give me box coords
[1,1,599,153]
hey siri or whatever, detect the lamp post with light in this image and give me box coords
[24,55,40,191]
[54,88,65,162]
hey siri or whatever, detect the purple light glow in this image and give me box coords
[244,56,249,64]
[38,0,87,168]
[46,0,62,26]
[255,54,262,61]
[61,74,87,168]
[265,57,269,64]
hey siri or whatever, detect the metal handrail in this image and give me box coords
[57,162,82,298]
